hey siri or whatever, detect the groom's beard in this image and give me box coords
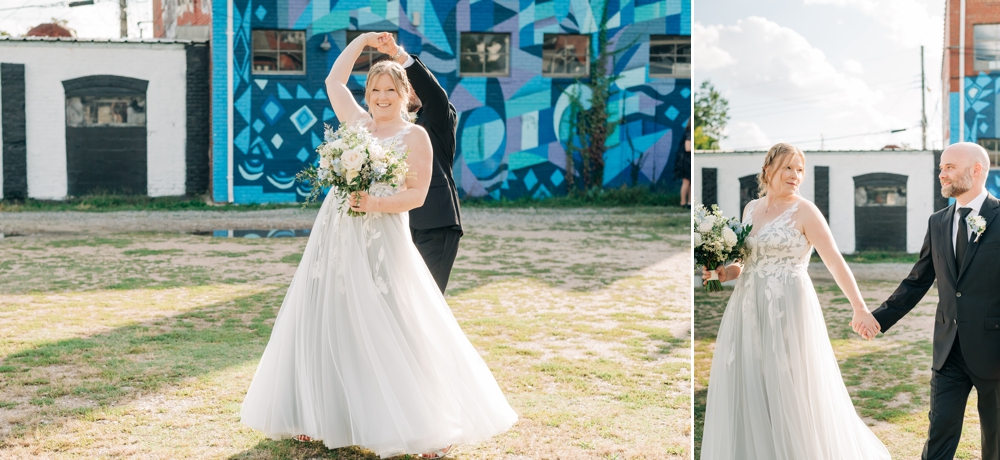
[942,168,974,198]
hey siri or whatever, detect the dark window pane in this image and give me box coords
[461,54,484,74]
[279,31,304,51]
[542,34,589,76]
[252,30,276,51]
[66,96,146,127]
[459,33,509,75]
[485,53,507,74]
[254,53,278,72]
[280,52,304,71]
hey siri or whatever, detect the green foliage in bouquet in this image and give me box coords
[296,122,410,216]
[694,204,752,292]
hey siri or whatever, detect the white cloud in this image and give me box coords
[842,58,864,75]
[694,15,939,151]
[725,121,772,151]
[804,0,942,47]
[693,22,737,72]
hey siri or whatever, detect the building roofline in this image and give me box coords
[0,36,208,44]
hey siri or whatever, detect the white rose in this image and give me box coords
[329,139,347,151]
[319,157,332,170]
[693,232,702,247]
[340,148,367,172]
[368,143,386,161]
[722,226,738,248]
[698,220,714,233]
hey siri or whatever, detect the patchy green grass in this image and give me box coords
[694,273,985,459]
[0,208,690,459]
[812,251,920,264]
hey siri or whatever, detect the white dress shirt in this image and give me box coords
[953,188,989,250]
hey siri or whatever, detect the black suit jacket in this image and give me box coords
[872,193,1000,379]
[405,55,462,231]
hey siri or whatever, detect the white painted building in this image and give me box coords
[0,37,209,200]
[693,150,938,254]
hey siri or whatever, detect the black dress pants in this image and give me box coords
[410,226,462,294]
[924,336,1000,460]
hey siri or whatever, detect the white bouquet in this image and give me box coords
[297,120,410,216]
[694,204,752,292]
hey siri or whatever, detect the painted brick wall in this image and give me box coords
[0,40,189,199]
[213,0,690,203]
[944,0,1000,144]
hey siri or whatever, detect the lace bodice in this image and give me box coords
[742,198,812,279]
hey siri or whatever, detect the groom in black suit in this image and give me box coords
[378,34,463,294]
[873,142,1000,460]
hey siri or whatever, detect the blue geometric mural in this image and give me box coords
[212,0,690,203]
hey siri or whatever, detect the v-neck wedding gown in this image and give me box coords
[700,198,890,459]
[240,124,517,458]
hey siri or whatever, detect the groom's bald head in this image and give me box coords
[940,142,990,200]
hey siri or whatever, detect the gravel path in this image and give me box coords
[0,208,635,236]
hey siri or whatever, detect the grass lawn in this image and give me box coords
[694,271,987,459]
[0,207,691,459]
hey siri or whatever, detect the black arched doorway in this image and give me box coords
[63,75,148,195]
[854,173,907,251]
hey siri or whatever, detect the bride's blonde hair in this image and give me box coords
[364,60,412,121]
[757,142,805,198]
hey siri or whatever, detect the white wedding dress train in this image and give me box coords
[701,199,890,459]
[240,129,517,458]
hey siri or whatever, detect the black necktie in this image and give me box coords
[957,207,972,268]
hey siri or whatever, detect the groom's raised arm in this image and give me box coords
[404,55,450,121]
[871,219,936,332]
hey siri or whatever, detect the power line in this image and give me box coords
[730,125,922,151]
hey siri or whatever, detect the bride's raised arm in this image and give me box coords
[800,200,880,338]
[325,32,382,126]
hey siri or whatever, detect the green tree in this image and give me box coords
[694,80,729,150]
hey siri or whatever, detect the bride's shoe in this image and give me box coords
[421,445,454,458]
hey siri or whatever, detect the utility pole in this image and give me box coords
[921,45,928,150]
[119,0,127,38]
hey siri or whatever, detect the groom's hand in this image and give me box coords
[850,310,881,341]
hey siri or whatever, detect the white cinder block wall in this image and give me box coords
[0,40,188,199]
[693,151,936,253]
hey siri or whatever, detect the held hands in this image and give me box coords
[701,265,728,285]
[849,308,881,341]
[363,32,389,49]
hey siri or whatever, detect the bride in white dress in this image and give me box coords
[240,32,517,459]
[700,143,889,459]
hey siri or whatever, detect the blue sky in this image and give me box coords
[695,0,944,151]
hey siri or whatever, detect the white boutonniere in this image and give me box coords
[968,215,987,242]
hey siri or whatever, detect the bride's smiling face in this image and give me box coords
[367,73,403,120]
[766,154,805,196]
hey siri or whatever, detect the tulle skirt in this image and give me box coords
[240,194,517,458]
[700,269,890,459]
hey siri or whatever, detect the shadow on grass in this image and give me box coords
[227,440,424,459]
[0,286,394,459]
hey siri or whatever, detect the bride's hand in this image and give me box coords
[701,265,727,285]
[850,310,881,340]
[351,191,378,212]
[364,32,387,49]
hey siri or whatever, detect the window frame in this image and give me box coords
[977,138,1000,167]
[345,30,398,75]
[251,29,307,75]
[542,33,591,78]
[974,24,1000,72]
[458,32,511,77]
[649,34,691,79]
